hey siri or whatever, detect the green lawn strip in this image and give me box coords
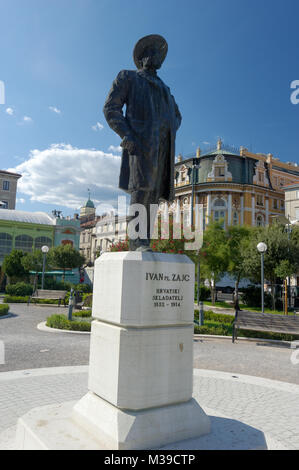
[203,301,235,309]
[238,304,287,315]
[46,314,91,332]
[203,300,286,316]
[0,304,9,316]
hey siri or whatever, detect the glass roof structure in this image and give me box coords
[0,209,55,225]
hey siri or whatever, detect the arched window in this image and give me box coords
[0,233,12,258]
[35,236,52,250]
[213,198,226,209]
[256,215,265,227]
[61,240,73,247]
[15,235,33,253]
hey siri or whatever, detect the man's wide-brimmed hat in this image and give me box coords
[133,34,168,70]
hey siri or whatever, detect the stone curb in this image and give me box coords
[193,368,299,394]
[37,321,91,335]
[0,313,12,320]
[0,365,89,382]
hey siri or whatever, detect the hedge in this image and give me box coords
[72,310,92,318]
[46,314,91,332]
[0,304,9,316]
[195,309,234,324]
[4,295,61,304]
[6,282,34,297]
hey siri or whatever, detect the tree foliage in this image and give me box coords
[2,249,29,283]
[199,221,229,304]
[241,223,299,308]
[48,245,85,280]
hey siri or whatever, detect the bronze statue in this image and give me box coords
[103,34,182,251]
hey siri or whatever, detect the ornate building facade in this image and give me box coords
[167,140,299,228]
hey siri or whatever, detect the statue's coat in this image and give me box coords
[103,69,182,202]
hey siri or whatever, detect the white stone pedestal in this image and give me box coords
[17,252,210,450]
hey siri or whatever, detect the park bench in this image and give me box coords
[232,309,299,345]
[28,289,68,307]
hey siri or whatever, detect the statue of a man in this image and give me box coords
[103,34,182,251]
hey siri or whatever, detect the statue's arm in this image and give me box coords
[103,70,133,139]
[173,96,182,131]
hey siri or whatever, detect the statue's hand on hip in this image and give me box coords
[121,135,140,155]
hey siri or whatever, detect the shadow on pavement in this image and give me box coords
[161,415,268,450]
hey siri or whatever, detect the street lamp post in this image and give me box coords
[257,242,267,314]
[286,218,292,310]
[190,159,201,307]
[41,245,49,290]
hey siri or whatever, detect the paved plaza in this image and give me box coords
[1,303,299,449]
[0,366,299,450]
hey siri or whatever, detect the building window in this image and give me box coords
[281,200,285,209]
[273,199,278,209]
[3,181,10,191]
[233,212,239,226]
[213,198,226,208]
[258,172,264,183]
[256,215,265,227]
[0,233,12,258]
[0,201,8,209]
[256,195,264,206]
[214,211,226,228]
[215,167,225,177]
[15,235,33,253]
[61,240,73,246]
[35,237,52,250]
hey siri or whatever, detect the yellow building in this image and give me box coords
[170,139,299,228]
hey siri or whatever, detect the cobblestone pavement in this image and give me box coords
[0,367,299,450]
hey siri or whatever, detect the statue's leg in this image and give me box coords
[129,190,153,251]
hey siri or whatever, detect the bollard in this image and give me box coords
[68,288,74,321]
[199,301,204,326]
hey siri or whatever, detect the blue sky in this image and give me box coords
[0,0,299,216]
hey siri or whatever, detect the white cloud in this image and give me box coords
[92,122,104,132]
[7,143,122,210]
[49,106,61,114]
[202,141,210,146]
[108,145,122,153]
[23,116,33,122]
[16,198,25,204]
[6,107,14,116]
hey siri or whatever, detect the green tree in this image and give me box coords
[242,223,299,309]
[2,249,29,283]
[48,245,85,281]
[21,250,53,288]
[199,221,229,304]
[226,225,252,308]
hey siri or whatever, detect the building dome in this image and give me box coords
[85,198,95,209]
